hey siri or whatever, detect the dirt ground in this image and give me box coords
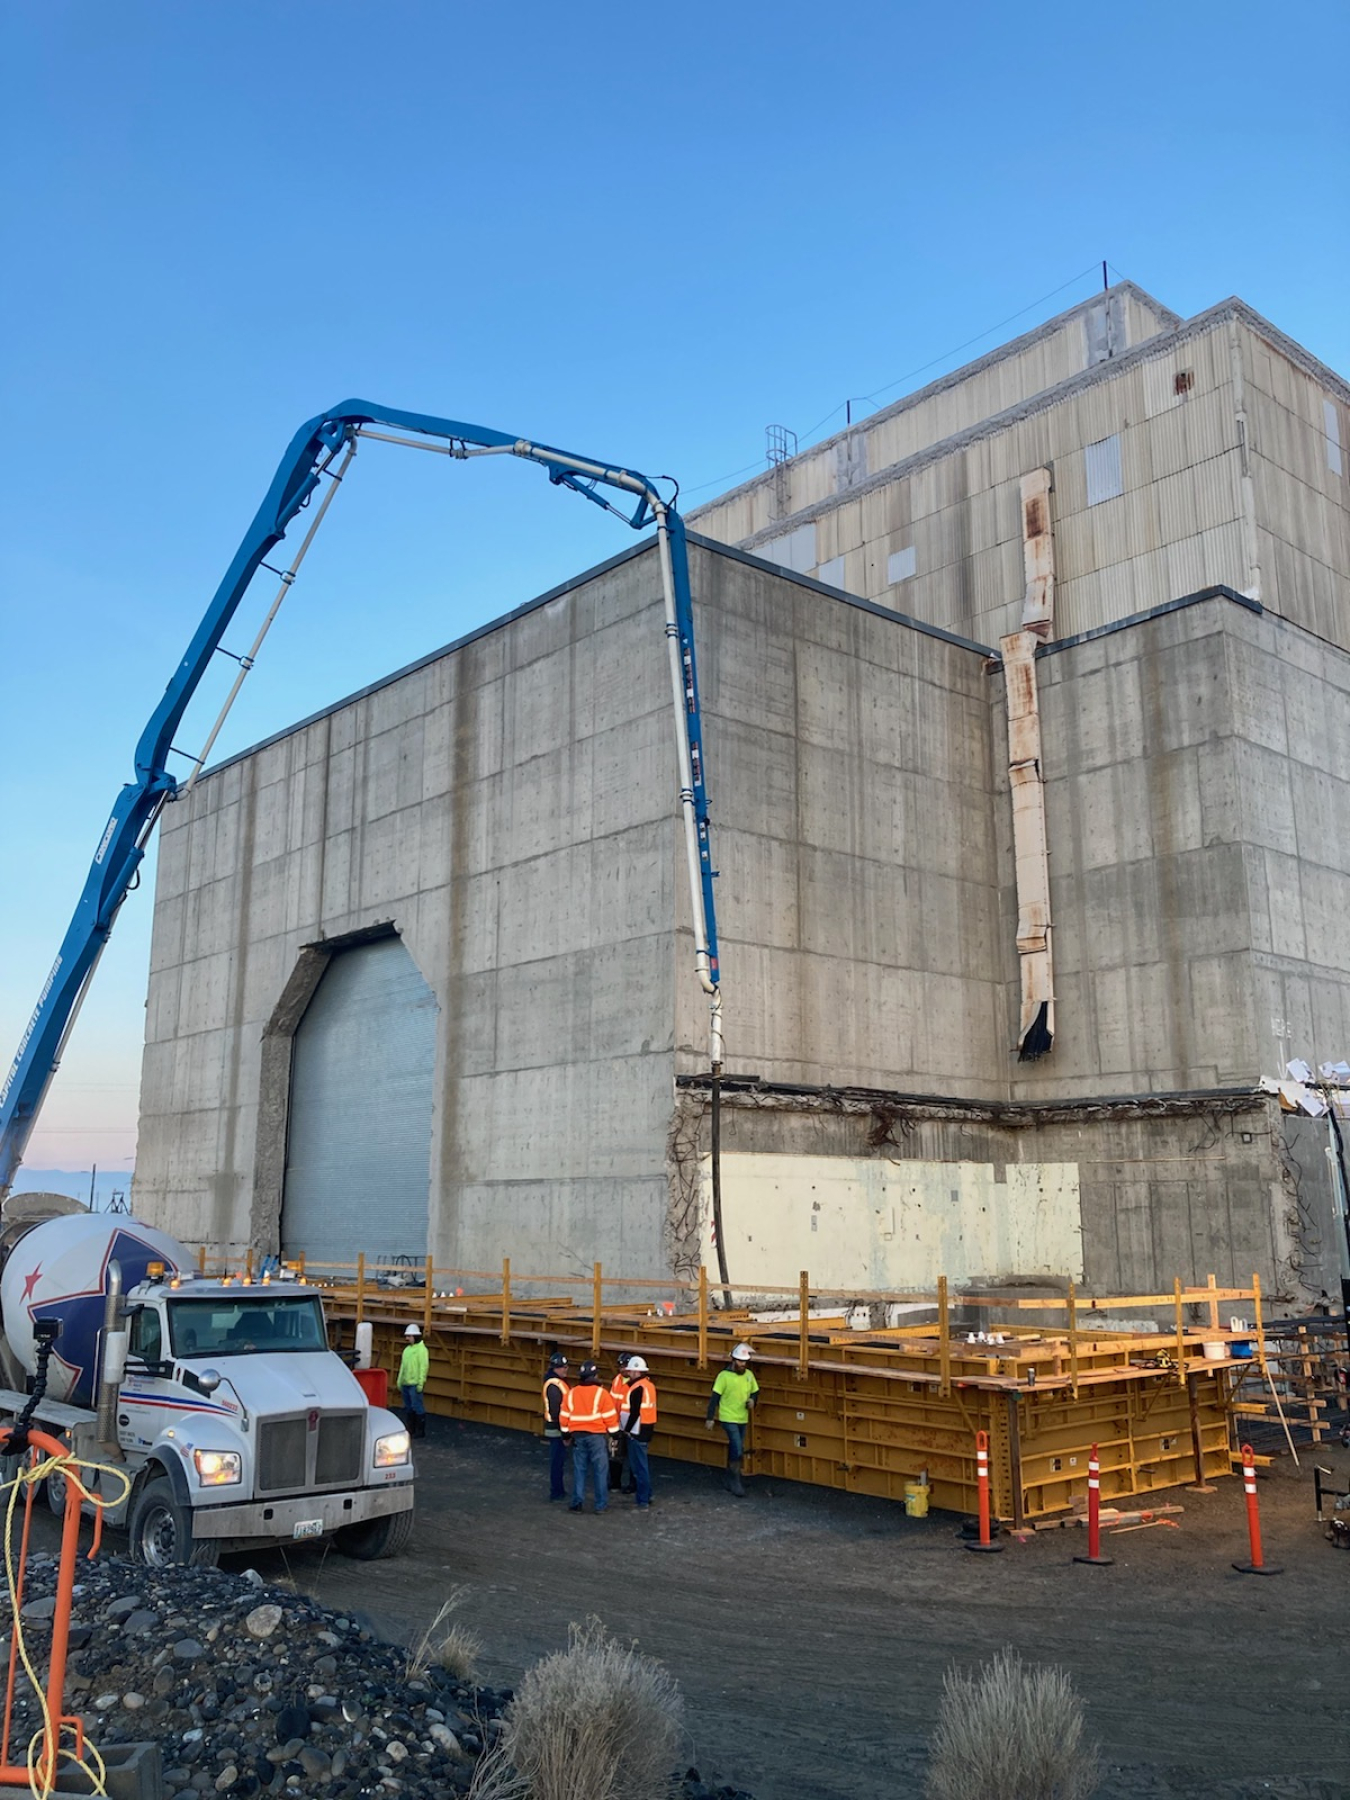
[248,1419,1349,1800]
[31,1419,1350,1798]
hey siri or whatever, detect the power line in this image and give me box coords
[683,262,1111,499]
[854,262,1106,409]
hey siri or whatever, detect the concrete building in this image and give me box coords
[133,284,1350,1309]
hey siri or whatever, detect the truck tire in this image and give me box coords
[129,1476,220,1569]
[334,1505,414,1560]
[44,1461,70,1519]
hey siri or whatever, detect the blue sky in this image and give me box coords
[1,1,1346,1174]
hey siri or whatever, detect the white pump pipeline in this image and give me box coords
[653,501,724,1071]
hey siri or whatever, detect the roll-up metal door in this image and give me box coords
[281,935,436,1270]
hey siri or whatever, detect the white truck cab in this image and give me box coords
[1,1213,415,1565]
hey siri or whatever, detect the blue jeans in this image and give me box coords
[570,1433,610,1511]
[401,1384,425,1417]
[720,1420,746,1462]
[547,1434,567,1499]
[626,1437,652,1505]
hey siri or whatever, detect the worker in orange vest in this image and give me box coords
[608,1353,632,1494]
[618,1354,658,1508]
[542,1352,570,1502]
[560,1361,620,1512]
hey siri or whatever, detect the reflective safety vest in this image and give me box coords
[608,1375,629,1456]
[623,1375,657,1429]
[542,1375,569,1435]
[561,1382,620,1434]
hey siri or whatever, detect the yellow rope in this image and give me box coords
[3,1448,133,1800]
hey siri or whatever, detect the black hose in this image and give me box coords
[1324,1104,1350,1369]
[710,1067,732,1309]
[5,1322,58,1459]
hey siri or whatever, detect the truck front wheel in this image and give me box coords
[43,1449,71,1519]
[335,1505,414,1560]
[129,1477,220,1569]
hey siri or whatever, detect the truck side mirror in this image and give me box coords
[195,1367,222,1395]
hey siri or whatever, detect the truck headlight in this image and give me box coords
[374,1430,411,1467]
[193,1450,242,1486]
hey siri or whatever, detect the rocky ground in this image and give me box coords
[4,1554,751,1800]
[14,1419,1350,1799]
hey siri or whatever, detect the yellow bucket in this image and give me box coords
[903,1480,930,1519]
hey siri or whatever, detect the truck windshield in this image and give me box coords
[167,1295,327,1357]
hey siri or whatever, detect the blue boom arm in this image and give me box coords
[0,402,720,1193]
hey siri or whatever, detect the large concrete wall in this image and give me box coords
[680,542,1006,1096]
[1003,594,1350,1102]
[691,284,1177,552]
[135,539,1350,1300]
[680,1091,1303,1301]
[1241,317,1350,642]
[136,547,683,1273]
[690,296,1350,658]
[132,292,1350,1306]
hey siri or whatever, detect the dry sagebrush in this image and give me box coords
[468,1617,684,1800]
[405,1588,482,1685]
[926,1647,1100,1800]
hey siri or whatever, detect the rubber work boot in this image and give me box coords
[726,1459,746,1498]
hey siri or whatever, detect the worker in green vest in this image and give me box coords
[398,1323,430,1438]
[705,1343,758,1495]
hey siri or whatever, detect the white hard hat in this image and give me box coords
[732,1343,753,1361]
[625,1355,648,1374]
[404,1324,422,1338]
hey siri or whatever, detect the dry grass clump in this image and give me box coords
[436,1619,484,1683]
[468,1617,684,1800]
[925,1646,1100,1800]
[406,1588,482,1684]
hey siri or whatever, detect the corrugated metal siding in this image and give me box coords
[698,311,1344,655]
[704,305,1112,547]
[282,935,436,1267]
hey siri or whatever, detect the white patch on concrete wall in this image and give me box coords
[1324,399,1343,477]
[887,545,917,585]
[700,1153,1083,1291]
[1085,434,1124,506]
[835,433,868,493]
[758,522,817,574]
[817,555,846,589]
[1083,293,1126,367]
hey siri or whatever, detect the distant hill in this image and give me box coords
[9,1169,135,1211]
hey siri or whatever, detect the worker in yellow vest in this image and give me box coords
[618,1355,658,1508]
[560,1362,620,1512]
[705,1343,758,1495]
[542,1352,570,1501]
[398,1323,429,1439]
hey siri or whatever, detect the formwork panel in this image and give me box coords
[317,1277,1244,1523]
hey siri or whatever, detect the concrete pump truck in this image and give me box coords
[0,403,724,1565]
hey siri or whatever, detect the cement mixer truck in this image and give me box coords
[0,1208,415,1565]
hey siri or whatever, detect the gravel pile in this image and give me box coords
[4,1554,752,1800]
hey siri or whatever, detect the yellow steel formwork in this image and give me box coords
[241,1254,1261,1522]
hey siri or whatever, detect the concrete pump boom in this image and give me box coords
[0,402,723,1195]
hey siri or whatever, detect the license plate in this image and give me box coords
[292,1518,324,1540]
